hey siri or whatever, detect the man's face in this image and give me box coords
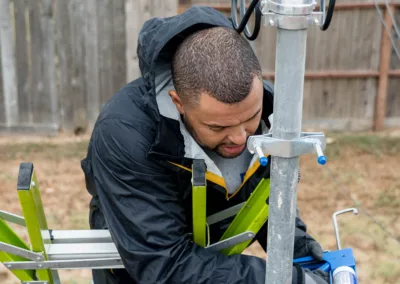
[169,77,264,158]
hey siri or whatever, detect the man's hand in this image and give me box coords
[293,230,324,262]
[242,240,267,260]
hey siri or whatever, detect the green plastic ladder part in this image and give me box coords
[17,162,56,283]
[192,160,207,247]
[0,218,35,281]
[219,178,271,256]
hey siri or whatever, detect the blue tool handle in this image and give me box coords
[314,143,327,165]
[255,146,268,166]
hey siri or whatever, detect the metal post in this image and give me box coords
[266,28,308,284]
[253,1,327,283]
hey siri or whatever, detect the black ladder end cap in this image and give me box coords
[17,163,34,190]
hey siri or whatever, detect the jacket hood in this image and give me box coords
[136,6,233,118]
[134,6,274,182]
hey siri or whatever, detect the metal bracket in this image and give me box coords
[261,0,317,16]
[205,231,255,252]
[21,282,49,284]
[262,12,323,30]
[0,241,44,261]
[248,132,326,163]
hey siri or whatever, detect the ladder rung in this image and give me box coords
[45,243,119,260]
[49,230,112,244]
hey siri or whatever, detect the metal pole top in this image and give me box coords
[263,0,316,15]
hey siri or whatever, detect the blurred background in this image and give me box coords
[0,0,399,283]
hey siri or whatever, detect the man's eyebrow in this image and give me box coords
[205,108,262,128]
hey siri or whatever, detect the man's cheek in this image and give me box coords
[202,136,223,149]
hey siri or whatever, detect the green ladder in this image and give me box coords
[1,162,59,283]
[191,159,271,255]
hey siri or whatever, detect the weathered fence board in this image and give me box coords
[26,0,56,128]
[41,0,58,130]
[112,0,127,94]
[84,0,100,127]
[97,0,114,107]
[28,0,44,124]
[387,7,400,118]
[126,0,149,81]
[0,21,4,124]
[303,78,378,121]
[14,0,31,124]
[69,0,87,132]
[0,0,19,126]
[125,0,178,81]
[55,0,73,131]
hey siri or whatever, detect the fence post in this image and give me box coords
[374,4,394,131]
[0,0,19,126]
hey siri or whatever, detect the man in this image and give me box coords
[81,6,328,284]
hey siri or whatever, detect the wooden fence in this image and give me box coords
[0,0,399,135]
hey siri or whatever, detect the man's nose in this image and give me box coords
[228,127,247,145]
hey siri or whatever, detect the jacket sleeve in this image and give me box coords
[89,118,268,284]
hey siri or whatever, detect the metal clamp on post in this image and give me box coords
[260,0,335,30]
[261,0,321,30]
[247,132,327,166]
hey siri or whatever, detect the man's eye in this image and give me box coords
[209,126,225,132]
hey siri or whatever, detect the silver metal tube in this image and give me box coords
[4,258,124,270]
[0,241,44,261]
[0,210,26,226]
[50,229,112,244]
[265,27,308,284]
[332,208,358,250]
[255,146,265,159]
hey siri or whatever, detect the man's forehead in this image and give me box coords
[195,81,263,126]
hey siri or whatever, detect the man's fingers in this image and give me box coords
[310,242,323,261]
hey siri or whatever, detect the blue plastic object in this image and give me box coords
[318,156,327,165]
[294,248,358,284]
[259,157,268,167]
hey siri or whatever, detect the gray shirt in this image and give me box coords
[205,148,253,194]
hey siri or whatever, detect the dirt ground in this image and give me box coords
[0,131,399,283]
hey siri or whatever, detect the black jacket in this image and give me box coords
[81,6,323,284]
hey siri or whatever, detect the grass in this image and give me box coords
[325,134,400,158]
[375,183,400,208]
[373,261,400,283]
[0,141,89,161]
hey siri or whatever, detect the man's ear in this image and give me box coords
[168,90,185,115]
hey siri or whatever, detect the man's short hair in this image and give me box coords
[171,26,263,106]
